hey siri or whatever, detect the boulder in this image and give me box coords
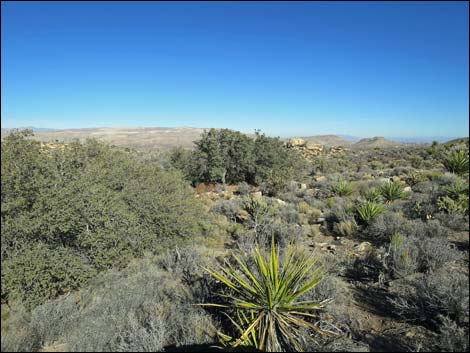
[287,138,306,147]
[273,198,287,206]
[235,209,250,222]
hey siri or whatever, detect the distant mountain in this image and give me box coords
[387,136,460,144]
[353,136,401,148]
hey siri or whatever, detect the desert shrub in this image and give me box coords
[388,270,469,328]
[333,219,359,237]
[384,233,419,278]
[27,294,81,347]
[2,244,96,310]
[412,236,463,272]
[356,201,384,225]
[1,132,202,307]
[437,195,469,215]
[384,233,462,278]
[237,181,251,195]
[378,181,410,203]
[279,203,301,224]
[331,181,354,197]
[237,220,306,254]
[346,248,384,282]
[443,150,469,176]
[361,212,411,242]
[411,219,450,238]
[156,246,206,286]
[0,305,40,352]
[436,316,469,352]
[433,212,469,232]
[405,171,428,186]
[211,199,241,221]
[68,257,217,351]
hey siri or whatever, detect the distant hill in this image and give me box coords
[352,136,401,148]
[1,127,208,151]
[443,137,469,148]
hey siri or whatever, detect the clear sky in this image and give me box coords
[1,1,469,138]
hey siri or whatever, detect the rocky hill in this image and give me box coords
[352,136,401,149]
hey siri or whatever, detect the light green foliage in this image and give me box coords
[363,188,382,203]
[356,201,384,224]
[438,178,469,215]
[378,181,409,203]
[333,219,359,237]
[331,181,354,197]
[443,150,469,176]
[437,196,469,215]
[202,239,331,352]
[385,233,418,278]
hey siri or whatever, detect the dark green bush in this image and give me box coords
[1,132,202,308]
[2,244,96,310]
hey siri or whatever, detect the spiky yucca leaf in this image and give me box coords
[443,150,469,176]
[331,181,354,197]
[378,181,409,203]
[200,238,331,352]
[357,201,384,224]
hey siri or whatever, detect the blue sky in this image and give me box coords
[1,1,469,138]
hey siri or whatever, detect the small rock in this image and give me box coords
[235,210,250,222]
[299,183,307,190]
[251,191,262,199]
[314,175,327,182]
[404,186,412,192]
[273,198,287,206]
[354,241,373,254]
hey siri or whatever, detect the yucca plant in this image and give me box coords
[443,150,469,176]
[201,239,331,352]
[357,201,384,224]
[443,179,469,200]
[363,188,382,203]
[331,181,354,197]
[378,181,409,203]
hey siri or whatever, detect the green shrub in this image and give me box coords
[69,257,217,351]
[384,233,419,278]
[331,181,354,197]
[356,201,384,225]
[1,132,202,307]
[2,244,96,310]
[363,188,382,203]
[443,150,469,175]
[437,195,469,215]
[388,270,469,328]
[333,219,359,237]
